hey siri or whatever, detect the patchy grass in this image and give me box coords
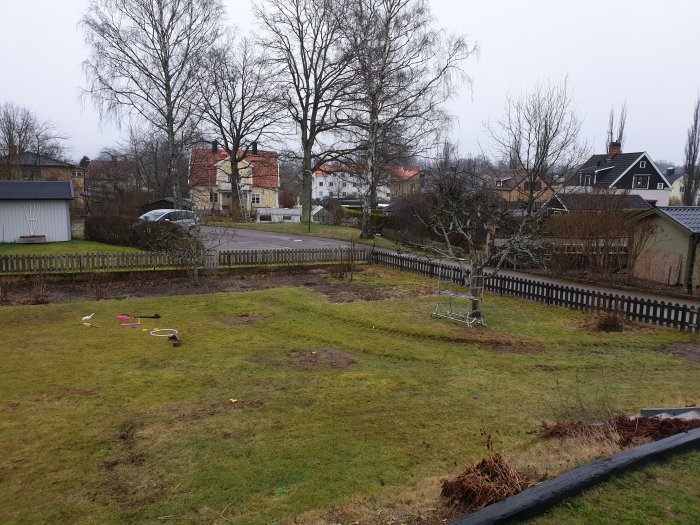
[0,266,698,524]
[527,450,700,525]
[0,240,142,255]
[203,219,399,250]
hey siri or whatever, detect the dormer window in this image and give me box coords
[633,175,650,189]
[583,174,592,186]
[495,180,502,187]
[640,161,646,169]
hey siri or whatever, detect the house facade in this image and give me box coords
[562,142,671,206]
[0,180,74,242]
[389,166,422,199]
[0,149,86,215]
[490,172,554,204]
[312,164,393,202]
[189,148,280,218]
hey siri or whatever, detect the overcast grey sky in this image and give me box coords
[1,0,699,164]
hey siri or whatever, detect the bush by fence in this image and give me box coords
[84,215,197,252]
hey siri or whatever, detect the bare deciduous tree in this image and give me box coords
[256,0,354,222]
[0,102,66,167]
[606,101,627,149]
[197,36,285,219]
[81,0,222,206]
[342,0,476,238]
[485,78,588,216]
[682,97,700,206]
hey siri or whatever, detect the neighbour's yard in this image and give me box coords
[1,267,698,524]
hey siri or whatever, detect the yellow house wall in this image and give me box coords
[644,216,698,286]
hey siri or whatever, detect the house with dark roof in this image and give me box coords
[0,180,74,242]
[188,147,280,217]
[562,142,672,206]
[633,207,700,290]
[0,148,85,214]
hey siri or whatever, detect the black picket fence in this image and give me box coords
[370,251,699,332]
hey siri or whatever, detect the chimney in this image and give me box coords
[252,141,258,155]
[607,141,621,160]
[667,166,675,176]
[8,144,17,156]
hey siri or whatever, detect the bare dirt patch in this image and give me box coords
[0,268,422,305]
[432,331,547,354]
[655,342,700,365]
[222,314,266,326]
[252,348,355,371]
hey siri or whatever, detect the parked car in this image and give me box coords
[138,209,198,232]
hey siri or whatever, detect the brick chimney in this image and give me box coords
[607,141,621,160]
[8,144,17,156]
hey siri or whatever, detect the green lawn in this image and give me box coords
[0,240,142,255]
[1,267,698,524]
[204,219,400,250]
[526,450,700,525]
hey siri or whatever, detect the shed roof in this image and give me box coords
[654,207,700,234]
[0,180,74,200]
[548,192,652,212]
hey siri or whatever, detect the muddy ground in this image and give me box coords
[0,267,432,306]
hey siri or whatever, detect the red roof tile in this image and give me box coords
[189,148,279,189]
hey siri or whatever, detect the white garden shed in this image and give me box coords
[0,180,74,243]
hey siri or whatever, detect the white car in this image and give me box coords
[138,209,198,232]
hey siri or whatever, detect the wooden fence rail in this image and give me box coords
[370,251,699,332]
[0,247,371,275]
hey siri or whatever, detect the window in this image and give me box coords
[524,181,542,191]
[633,175,650,189]
[71,171,83,178]
[681,186,686,193]
[342,182,347,188]
[329,182,334,187]
[318,181,324,186]
[259,214,272,222]
[251,193,261,205]
[657,183,664,190]
[495,180,503,187]
[640,161,647,169]
[342,192,347,197]
[318,190,324,197]
[209,192,218,203]
[282,215,292,221]
[583,174,592,186]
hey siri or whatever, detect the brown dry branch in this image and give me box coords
[540,414,700,446]
[441,453,539,513]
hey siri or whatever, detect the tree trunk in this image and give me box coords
[301,147,313,225]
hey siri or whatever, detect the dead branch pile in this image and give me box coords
[441,453,538,512]
[540,415,700,445]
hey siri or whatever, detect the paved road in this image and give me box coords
[201,225,353,251]
[201,226,700,308]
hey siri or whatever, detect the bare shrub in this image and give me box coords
[88,272,113,300]
[594,309,625,332]
[31,274,48,304]
[0,276,20,305]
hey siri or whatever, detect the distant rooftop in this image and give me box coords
[655,206,700,234]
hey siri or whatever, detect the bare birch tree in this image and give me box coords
[485,78,588,216]
[342,0,475,238]
[81,0,222,207]
[197,35,285,219]
[682,97,700,206]
[256,0,354,222]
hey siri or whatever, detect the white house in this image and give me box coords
[312,164,390,202]
[0,180,74,243]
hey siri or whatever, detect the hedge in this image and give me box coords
[85,215,200,252]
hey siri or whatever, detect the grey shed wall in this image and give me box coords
[0,200,72,242]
